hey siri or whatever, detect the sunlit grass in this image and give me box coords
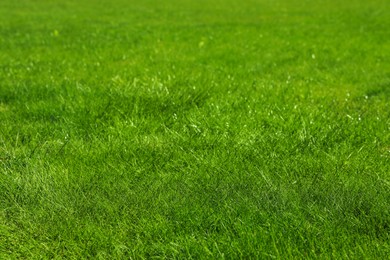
[1,0,389,258]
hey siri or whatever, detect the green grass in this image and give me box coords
[1,0,389,258]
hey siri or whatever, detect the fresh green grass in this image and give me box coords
[1,0,389,258]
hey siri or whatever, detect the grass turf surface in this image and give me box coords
[0,0,389,258]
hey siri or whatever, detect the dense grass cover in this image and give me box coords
[1,0,389,258]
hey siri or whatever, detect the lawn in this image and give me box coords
[0,0,389,258]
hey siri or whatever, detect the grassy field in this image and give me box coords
[1,0,389,258]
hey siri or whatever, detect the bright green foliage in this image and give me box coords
[0,0,389,258]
